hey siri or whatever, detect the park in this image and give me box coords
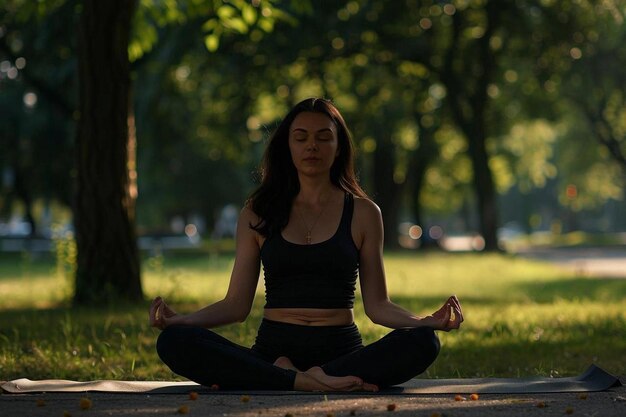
[1,0,625,416]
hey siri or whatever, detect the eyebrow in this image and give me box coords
[291,128,334,133]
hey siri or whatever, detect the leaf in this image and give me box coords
[222,17,248,34]
[216,5,236,19]
[202,18,219,32]
[204,34,220,52]
[242,4,257,25]
[258,17,274,32]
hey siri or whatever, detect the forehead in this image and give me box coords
[290,112,336,132]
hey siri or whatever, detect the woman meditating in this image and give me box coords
[149,98,464,391]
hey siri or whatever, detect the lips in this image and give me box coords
[303,157,320,162]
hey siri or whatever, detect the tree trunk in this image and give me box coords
[441,4,501,252]
[407,121,439,248]
[372,137,401,249]
[467,128,499,251]
[13,169,37,238]
[467,2,501,252]
[73,0,142,305]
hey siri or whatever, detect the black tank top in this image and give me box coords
[260,193,359,309]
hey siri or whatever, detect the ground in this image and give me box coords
[1,385,625,417]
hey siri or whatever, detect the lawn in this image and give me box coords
[1,250,625,382]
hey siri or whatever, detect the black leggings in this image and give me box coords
[156,319,440,390]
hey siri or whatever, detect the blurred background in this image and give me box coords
[3,1,626,381]
[1,0,625,258]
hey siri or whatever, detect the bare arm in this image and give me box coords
[355,198,463,330]
[150,207,261,329]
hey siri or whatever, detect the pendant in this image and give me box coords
[305,231,312,244]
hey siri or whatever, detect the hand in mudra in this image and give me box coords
[149,296,178,330]
[424,295,463,331]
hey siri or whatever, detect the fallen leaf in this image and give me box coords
[241,395,250,403]
[189,391,198,401]
[387,403,397,411]
[79,398,92,410]
[470,393,479,401]
[177,405,189,414]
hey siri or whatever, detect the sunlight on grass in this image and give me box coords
[1,251,624,381]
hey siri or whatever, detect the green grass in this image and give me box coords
[1,250,625,381]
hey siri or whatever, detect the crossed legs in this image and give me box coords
[157,325,439,391]
[274,326,440,389]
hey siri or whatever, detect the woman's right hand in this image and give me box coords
[421,295,464,332]
[149,296,178,330]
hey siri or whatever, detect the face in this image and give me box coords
[288,112,339,177]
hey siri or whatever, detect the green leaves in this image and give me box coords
[128,0,287,58]
[204,33,220,52]
[201,0,290,53]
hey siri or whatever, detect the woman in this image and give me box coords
[150,98,463,392]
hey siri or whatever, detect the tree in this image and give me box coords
[73,0,292,304]
[563,5,626,176]
[504,0,626,228]
[73,0,142,304]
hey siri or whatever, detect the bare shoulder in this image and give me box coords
[239,205,260,225]
[352,197,383,248]
[237,206,263,246]
[353,196,382,221]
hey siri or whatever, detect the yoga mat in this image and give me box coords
[1,365,621,395]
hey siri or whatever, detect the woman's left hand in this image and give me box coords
[149,296,179,330]
[422,295,464,331]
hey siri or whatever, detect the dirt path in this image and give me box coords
[2,385,625,417]
[515,246,626,278]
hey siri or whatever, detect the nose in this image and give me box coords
[306,138,318,151]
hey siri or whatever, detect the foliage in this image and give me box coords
[130,0,296,60]
[537,0,626,175]
[1,251,625,380]
[1,0,625,239]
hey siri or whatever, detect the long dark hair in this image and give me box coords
[248,97,367,237]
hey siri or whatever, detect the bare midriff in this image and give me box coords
[263,308,354,326]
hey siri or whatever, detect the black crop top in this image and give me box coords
[260,193,359,309]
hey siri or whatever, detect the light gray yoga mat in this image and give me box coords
[2,365,621,395]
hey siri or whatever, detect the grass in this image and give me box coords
[0,250,625,382]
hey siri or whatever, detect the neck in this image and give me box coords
[297,177,335,204]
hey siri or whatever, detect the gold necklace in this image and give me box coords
[297,196,331,244]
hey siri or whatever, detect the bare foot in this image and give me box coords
[304,366,378,392]
[293,371,335,392]
[273,356,299,371]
